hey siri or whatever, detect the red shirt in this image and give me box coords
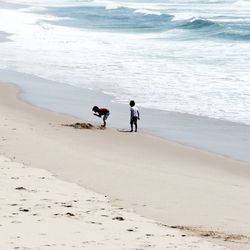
[98,108,109,115]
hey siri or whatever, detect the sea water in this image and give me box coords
[0,0,250,125]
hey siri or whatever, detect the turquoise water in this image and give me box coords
[45,3,250,41]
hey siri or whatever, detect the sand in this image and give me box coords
[1,69,250,163]
[0,154,230,250]
[1,81,250,249]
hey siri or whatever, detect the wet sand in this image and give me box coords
[1,69,250,163]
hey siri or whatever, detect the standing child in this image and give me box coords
[92,106,110,128]
[129,100,140,132]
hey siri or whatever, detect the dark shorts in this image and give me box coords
[103,112,110,121]
[130,117,138,125]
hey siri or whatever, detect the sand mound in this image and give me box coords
[62,122,95,129]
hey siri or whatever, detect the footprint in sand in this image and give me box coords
[101,214,109,217]
[61,202,73,208]
[15,187,26,191]
[19,208,29,212]
[11,221,22,224]
[66,212,75,217]
[112,216,125,221]
[89,221,103,225]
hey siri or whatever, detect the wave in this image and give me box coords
[101,0,120,10]
[40,5,173,33]
[33,2,250,41]
[172,13,196,21]
[173,17,250,41]
[217,29,250,41]
[134,9,163,16]
[92,0,120,9]
[179,18,219,30]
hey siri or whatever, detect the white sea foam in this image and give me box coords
[91,0,119,9]
[92,0,168,13]
[172,13,197,21]
[232,0,250,8]
[2,0,92,7]
[134,9,162,16]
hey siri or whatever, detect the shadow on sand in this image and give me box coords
[117,129,132,133]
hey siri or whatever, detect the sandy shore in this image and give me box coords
[0,154,230,250]
[1,69,250,163]
[1,81,250,249]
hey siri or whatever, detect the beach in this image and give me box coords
[0,155,230,250]
[1,0,250,249]
[1,81,250,250]
[1,69,250,164]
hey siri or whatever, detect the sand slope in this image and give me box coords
[0,154,231,250]
[0,81,250,249]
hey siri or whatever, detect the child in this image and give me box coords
[92,106,110,128]
[129,100,140,132]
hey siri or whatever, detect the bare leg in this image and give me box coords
[130,120,133,132]
[135,119,137,132]
[103,119,106,128]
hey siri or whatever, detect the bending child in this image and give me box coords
[92,106,110,128]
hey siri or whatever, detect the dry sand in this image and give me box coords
[0,81,250,249]
[0,154,229,250]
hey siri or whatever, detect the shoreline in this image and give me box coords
[1,69,250,163]
[1,80,250,249]
[0,31,11,42]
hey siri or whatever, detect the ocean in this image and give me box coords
[0,0,250,125]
